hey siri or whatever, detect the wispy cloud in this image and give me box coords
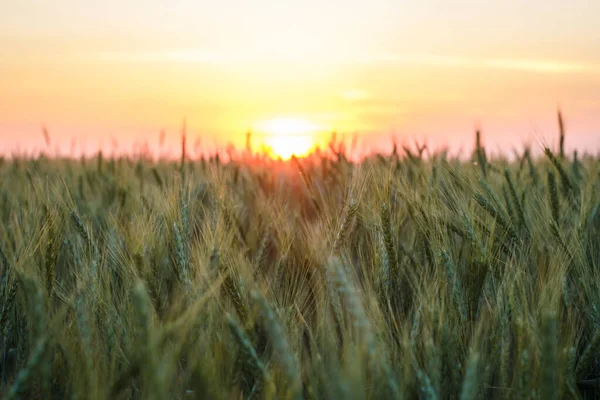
[85,47,329,65]
[86,49,225,64]
[342,89,371,102]
[355,52,599,74]
[84,48,599,74]
[360,53,471,67]
[481,58,596,73]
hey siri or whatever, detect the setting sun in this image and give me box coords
[264,135,315,160]
[257,117,320,160]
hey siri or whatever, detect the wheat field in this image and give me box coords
[0,128,599,399]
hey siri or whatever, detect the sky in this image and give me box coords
[1,0,599,157]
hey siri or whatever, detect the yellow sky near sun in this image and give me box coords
[1,0,600,156]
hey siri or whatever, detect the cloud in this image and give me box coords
[342,89,371,102]
[86,49,225,64]
[84,48,599,74]
[482,58,596,73]
[84,48,330,65]
[364,53,471,67]
[351,52,599,74]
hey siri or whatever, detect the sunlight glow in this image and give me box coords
[257,117,320,160]
[264,135,315,160]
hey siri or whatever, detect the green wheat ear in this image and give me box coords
[132,279,153,345]
[379,203,397,275]
[250,289,301,400]
[558,109,565,159]
[504,168,526,233]
[441,250,467,322]
[541,312,558,400]
[460,351,480,400]
[547,170,560,224]
[545,147,578,205]
[0,274,19,337]
[226,313,275,397]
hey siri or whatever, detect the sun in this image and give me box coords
[265,135,315,160]
[257,117,320,160]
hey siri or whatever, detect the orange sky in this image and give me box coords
[1,0,599,157]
